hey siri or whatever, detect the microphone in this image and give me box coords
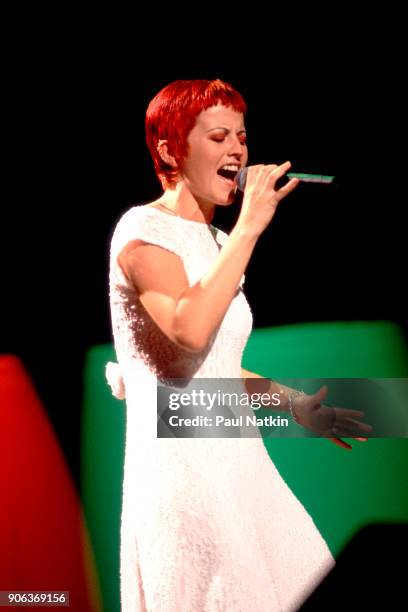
[236,166,334,191]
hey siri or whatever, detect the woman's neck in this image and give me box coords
[155,183,215,225]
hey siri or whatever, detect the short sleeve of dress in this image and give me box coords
[110,206,184,289]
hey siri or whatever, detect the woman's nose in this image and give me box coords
[229,135,246,156]
[227,142,244,159]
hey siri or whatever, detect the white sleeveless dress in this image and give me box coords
[107,205,335,611]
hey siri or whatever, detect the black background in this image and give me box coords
[2,15,405,489]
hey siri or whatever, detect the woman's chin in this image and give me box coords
[216,189,238,206]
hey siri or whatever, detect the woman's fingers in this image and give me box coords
[276,177,300,198]
[329,437,352,450]
[272,160,292,178]
[343,417,374,432]
[246,161,300,209]
[336,408,365,419]
[327,406,373,448]
[247,164,277,191]
[266,161,291,189]
[262,162,300,200]
[334,409,374,434]
[329,435,368,448]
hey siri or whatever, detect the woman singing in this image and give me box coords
[107,79,370,611]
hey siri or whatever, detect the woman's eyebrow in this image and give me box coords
[206,127,246,134]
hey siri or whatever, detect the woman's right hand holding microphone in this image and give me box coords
[236,161,299,237]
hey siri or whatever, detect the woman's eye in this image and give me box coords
[212,137,247,145]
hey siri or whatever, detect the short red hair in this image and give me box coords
[145,79,247,190]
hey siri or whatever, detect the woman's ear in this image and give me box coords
[157,140,177,168]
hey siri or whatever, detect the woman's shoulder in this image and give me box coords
[112,203,175,236]
[110,203,185,259]
[114,202,160,224]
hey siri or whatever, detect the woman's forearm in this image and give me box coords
[174,225,259,352]
[241,367,303,412]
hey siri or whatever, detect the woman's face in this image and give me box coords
[179,103,248,207]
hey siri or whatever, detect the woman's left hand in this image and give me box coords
[293,385,374,450]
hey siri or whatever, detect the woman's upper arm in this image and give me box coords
[118,240,194,350]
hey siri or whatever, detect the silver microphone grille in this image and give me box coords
[236,167,248,192]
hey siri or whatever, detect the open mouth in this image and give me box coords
[217,165,240,186]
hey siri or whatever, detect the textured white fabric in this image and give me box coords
[106,361,126,399]
[108,205,335,611]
